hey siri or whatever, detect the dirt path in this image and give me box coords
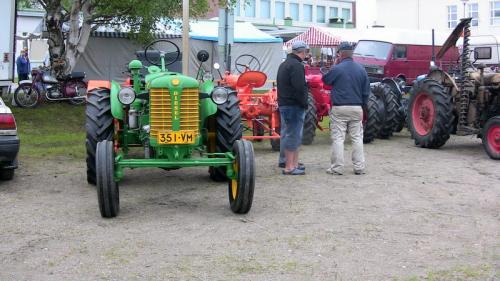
[1,132,499,280]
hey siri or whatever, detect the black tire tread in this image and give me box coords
[407,78,453,148]
[363,92,385,144]
[302,93,318,145]
[377,83,401,138]
[86,88,114,185]
[210,94,244,181]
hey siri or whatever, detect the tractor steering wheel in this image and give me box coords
[144,39,181,67]
[235,54,261,73]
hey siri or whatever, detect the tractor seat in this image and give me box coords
[470,72,500,84]
[60,72,86,80]
[236,71,267,88]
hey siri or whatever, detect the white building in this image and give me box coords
[357,0,500,36]
[232,0,354,27]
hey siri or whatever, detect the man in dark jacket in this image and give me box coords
[277,40,309,175]
[322,42,370,175]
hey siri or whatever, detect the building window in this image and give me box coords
[474,47,492,59]
[275,1,285,20]
[290,3,299,21]
[468,3,478,26]
[491,1,500,25]
[303,4,312,22]
[245,0,256,17]
[317,6,325,23]
[341,8,351,21]
[260,0,270,18]
[330,7,338,18]
[447,5,457,28]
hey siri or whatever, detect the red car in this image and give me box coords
[0,97,19,180]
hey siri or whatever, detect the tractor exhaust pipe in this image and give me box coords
[430,29,436,68]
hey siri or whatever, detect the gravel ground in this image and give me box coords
[1,131,499,280]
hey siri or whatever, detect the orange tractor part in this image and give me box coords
[219,70,281,145]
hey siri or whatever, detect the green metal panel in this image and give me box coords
[110,80,124,120]
[199,80,217,119]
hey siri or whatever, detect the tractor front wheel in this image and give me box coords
[209,94,244,182]
[302,93,318,145]
[228,140,255,214]
[407,79,453,148]
[96,140,119,218]
[482,116,500,160]
[363,92,385,144]
[86,88,114,185]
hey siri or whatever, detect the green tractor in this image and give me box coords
[85,40,255,218]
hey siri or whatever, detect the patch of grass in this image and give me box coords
[11,103,86,159]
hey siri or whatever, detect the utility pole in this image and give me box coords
[461,0,469,18]
[182,0,189,75]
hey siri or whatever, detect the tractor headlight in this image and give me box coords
[211,87,229,105]
[118,87,136,105]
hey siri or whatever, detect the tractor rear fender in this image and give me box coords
[110,80,125,120]
[427,69,459,97]
[87,79,124,120]
[87,80,111,92]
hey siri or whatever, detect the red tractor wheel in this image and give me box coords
[482,116,500,160]
[407,79,453,148]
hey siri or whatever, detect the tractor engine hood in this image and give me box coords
[146,72,199,89]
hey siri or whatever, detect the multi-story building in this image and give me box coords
[358,0,500,36]
[206,0,355,27]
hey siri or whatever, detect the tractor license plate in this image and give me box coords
[158,131,195,144]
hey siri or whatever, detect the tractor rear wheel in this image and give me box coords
[209,94,244,181]
[482,116,500,160]
[0,169,14,181]
[228,140,255,214]
[363,92,385,144]
[376,83,401,139]
[407,79,453,148]
[302,93,318,145]
[96,140,119,218]
[86,88,114,185]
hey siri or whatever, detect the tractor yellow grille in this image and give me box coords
[150,88,199,138]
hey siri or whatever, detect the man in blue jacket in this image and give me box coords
[322,42,370,175]
[16,49,31,81]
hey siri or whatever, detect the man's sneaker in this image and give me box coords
[354,169,366,175]
[326,167,343,175]
[282,168,305,175]
[279,162,305,170]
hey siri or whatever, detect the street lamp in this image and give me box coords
[461,0,469,18]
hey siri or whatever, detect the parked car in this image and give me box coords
[0,97,19,180]
[352,29,460,84]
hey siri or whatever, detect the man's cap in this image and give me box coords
[291,40,309,51]
[337,41,354,51]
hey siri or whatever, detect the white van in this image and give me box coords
[467,35,500,68]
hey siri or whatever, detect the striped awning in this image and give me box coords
[285,26,341,48]
[90,31,181,39]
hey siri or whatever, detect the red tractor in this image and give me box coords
[215,55,281,151]
[304,65,402,144]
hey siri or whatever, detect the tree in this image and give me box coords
[30,0,209,76]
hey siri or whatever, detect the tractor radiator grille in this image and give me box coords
[150,88,199,138]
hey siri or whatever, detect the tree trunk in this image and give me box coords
[43,0,94,77]
[44,0,66,76]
